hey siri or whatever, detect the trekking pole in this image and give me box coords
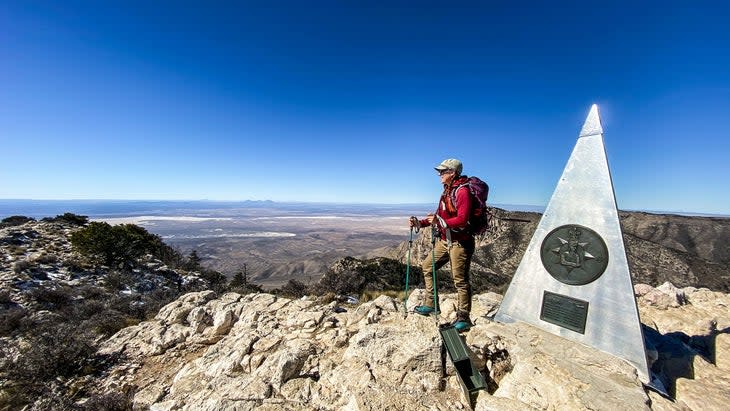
[431,224,440,315]
[403,226,414,315]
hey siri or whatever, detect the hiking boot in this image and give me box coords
[453,310,472,332]
[453,319,472,332]
[414,305,435,316]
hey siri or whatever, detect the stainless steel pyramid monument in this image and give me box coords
[494,104,650,383]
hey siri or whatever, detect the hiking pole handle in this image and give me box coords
[409,216,420,233]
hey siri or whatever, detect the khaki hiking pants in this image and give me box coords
[421,237,475,313]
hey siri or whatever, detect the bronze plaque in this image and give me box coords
[540,291,589,334]
[540,224,608,285]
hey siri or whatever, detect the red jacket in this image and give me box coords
[420,176,474,242]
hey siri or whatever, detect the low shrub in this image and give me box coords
[103,270,138,291]
[2,321,96,405]
[34,253,58,264]
[107,295,147,322]
[28,269,49,281]
[70,222,141,267]
[13,260,31,274]
[316,267,363,296]
[313,257,418,296]
[0,215,35,228]
[62,256,87,272]
[78,285,107,300]
[70,222,185,270]
[197,268,229,293]
[0,306,27,337]
[227,271,264,295]
[29,286,74,310]
[229,283,264,295]
[278,279,309,298]
[83,310,129,337]
[81,391,134,411]
[134,293,165,320]
[0,290,13,304]
[44,212,89,226]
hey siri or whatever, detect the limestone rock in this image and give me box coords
[638,284,730,411]
[94,287,711,410]
[479,322,650,410]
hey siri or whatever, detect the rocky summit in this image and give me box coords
[94,284,729,410]
[2,211,729,410]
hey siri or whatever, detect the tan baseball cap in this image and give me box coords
[434,158,463,175]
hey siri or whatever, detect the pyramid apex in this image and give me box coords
[579,104,603,137]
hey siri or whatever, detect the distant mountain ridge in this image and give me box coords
[389,207,730,294]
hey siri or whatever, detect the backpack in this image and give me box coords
[451,176,490,235]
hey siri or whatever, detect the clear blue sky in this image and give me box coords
[1,1,729,214]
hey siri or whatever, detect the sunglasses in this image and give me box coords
[437,169,453,176]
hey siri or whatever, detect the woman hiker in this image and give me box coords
[409,158,475,332]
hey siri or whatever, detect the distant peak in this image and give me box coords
[579,104,603,137]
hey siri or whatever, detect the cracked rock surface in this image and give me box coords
[94,284,729,410]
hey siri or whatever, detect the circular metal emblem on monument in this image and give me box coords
[540,224,609,285]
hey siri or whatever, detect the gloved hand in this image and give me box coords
[409,216,421,232]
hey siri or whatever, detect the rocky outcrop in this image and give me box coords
[638,283,730,410]
[0,220,207,310]
[94,283,730,410]
[0,219,226,409]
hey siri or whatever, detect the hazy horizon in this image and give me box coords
[1,199,727,220]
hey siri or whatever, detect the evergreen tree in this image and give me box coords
[186,250,202,271]
[229,271,247,288]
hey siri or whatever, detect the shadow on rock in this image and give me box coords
[643,323,730,398]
